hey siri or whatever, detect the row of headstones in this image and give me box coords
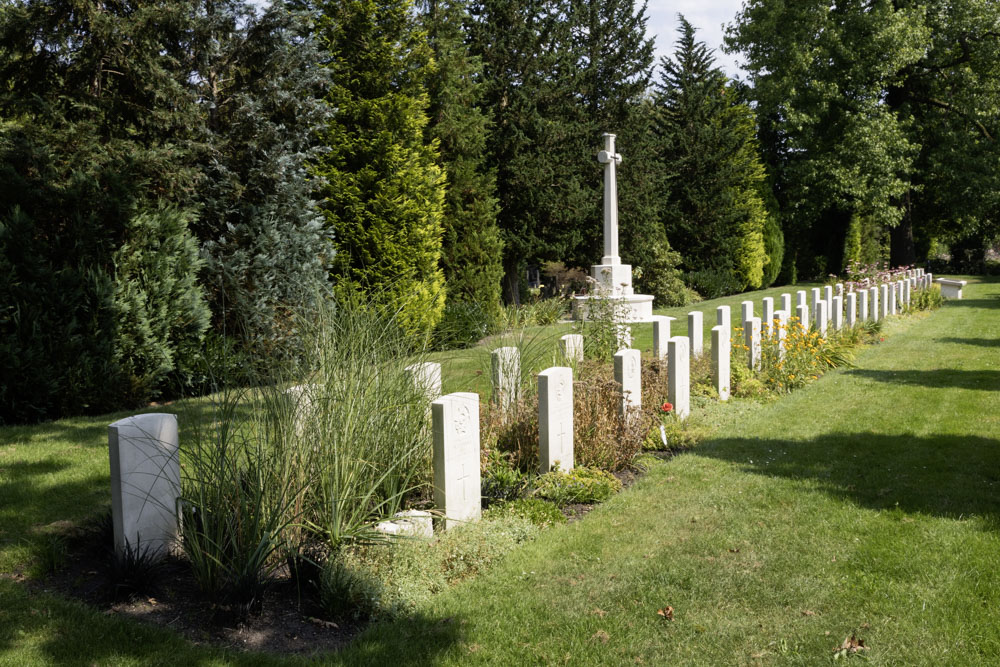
[108,271,942,555]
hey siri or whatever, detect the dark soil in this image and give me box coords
[34,525,361,656]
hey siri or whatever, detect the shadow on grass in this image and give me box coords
[844,368,1000,390]
[942,297,1000,310]
[699,432,1000,526]
[0,577,464,666]
[937,337,1000,348]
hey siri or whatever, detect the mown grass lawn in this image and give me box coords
[2,277,997,665]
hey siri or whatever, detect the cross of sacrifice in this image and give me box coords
[597,133,623,265]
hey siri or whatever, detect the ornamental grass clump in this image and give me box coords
[179,295,435,609]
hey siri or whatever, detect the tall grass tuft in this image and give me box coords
[295,296,432,550]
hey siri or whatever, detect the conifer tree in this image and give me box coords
[190,1,331,363]
[420,0,504,328]
[314,0,446,338]
[654,16,769,297]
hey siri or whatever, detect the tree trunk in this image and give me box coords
[501,254,520,306]
[890,191,917,267]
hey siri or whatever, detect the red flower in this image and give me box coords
[661,402,673,413]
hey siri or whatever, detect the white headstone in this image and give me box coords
[716,305,731,333]
[870,285,879,322]
[667,336,690,419]
[616,324,633,350]
[780,293,792,314]
[889,283,897,315]
[859,288,869,322]
[745,316,761,371]
[491,346,520,411]
[687,311,703,358]
[824,285,833,310]
[816,299,828,335]
[108,413,180,559]
[775,310,789,359]
[559,334,584,363]
[652,316,674,361]
[796,304,810,331]
[796,290,807,308]
[832,295,843,330]
[811,288,822,324]
[614,348,642,416]
[762,297,775,337]
[835,283,844,298]
[846,292,857,328]
[538,367,574,473]
[406,362,442,402]
[880,283,889,318]
[711,325,730,401]
[741,300,754,325]
[432,392,481,529]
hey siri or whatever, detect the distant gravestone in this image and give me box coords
[762,297,775,337]
[780,293,792,314]
[745,316,762,370]
[716,305,731,334]
[811,288,822,314]
[835,283,844,298]
[880,284,889,319]
[614,348,642,416]
[711,325,730,401]
[652,316,674,361]
[668,337,690,419]
[824,285,834,310]
[432,392,481,529]
[859,289,869,322]
[816,300,828,335]
[796,290,807,308]
[491,346,520,411]
[108,413,180,560]
[406,362,442,403]
[889,283,897,315]
[846,292,857,328]
[870,286,880,322]
[741,300,754,326]
[688,311,703,358]
[559,334,584,363]
[617,324,633,351]
[831,296,843,330]
[538,367,574,473]
[775,310,789,359]
[796,304,810,332]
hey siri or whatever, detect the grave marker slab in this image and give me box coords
[745,317,761,370]
[762,297,775,337]
[688,311,703,358]
[491,347,520,411]
[614,348,642,415]
[652,317,674,361]
[780,293,792,314]
[741,300,754,325]
[846,292,857,329]
[559,334,584,363]
[775,310,789,359]
[432,392,481,529]
[108,414,180,559]
[406,362,442,402]
[538,367,574,473]
[711,325,730,401]
[668,337,690,419]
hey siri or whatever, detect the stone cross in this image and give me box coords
[108,414,180,560]
[598,133,623,265]
[712,325,730,401]
[538,367,574,473]
[432,392,482,530]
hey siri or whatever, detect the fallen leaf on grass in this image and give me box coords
[591,630,610,643]
[307,617,339,629]
[833,634,868,659]
[657,606,674,621]
[592,608,607,618]
[728,548,740,553]
[801,610,816,616]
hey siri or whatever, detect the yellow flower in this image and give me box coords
[788,374,795,380]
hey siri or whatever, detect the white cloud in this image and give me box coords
[644,0,746,78]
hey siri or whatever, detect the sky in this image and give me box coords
[644,0,746,78]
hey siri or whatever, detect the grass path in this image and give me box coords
[2,278,997,665]
[336,278,1000,665]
